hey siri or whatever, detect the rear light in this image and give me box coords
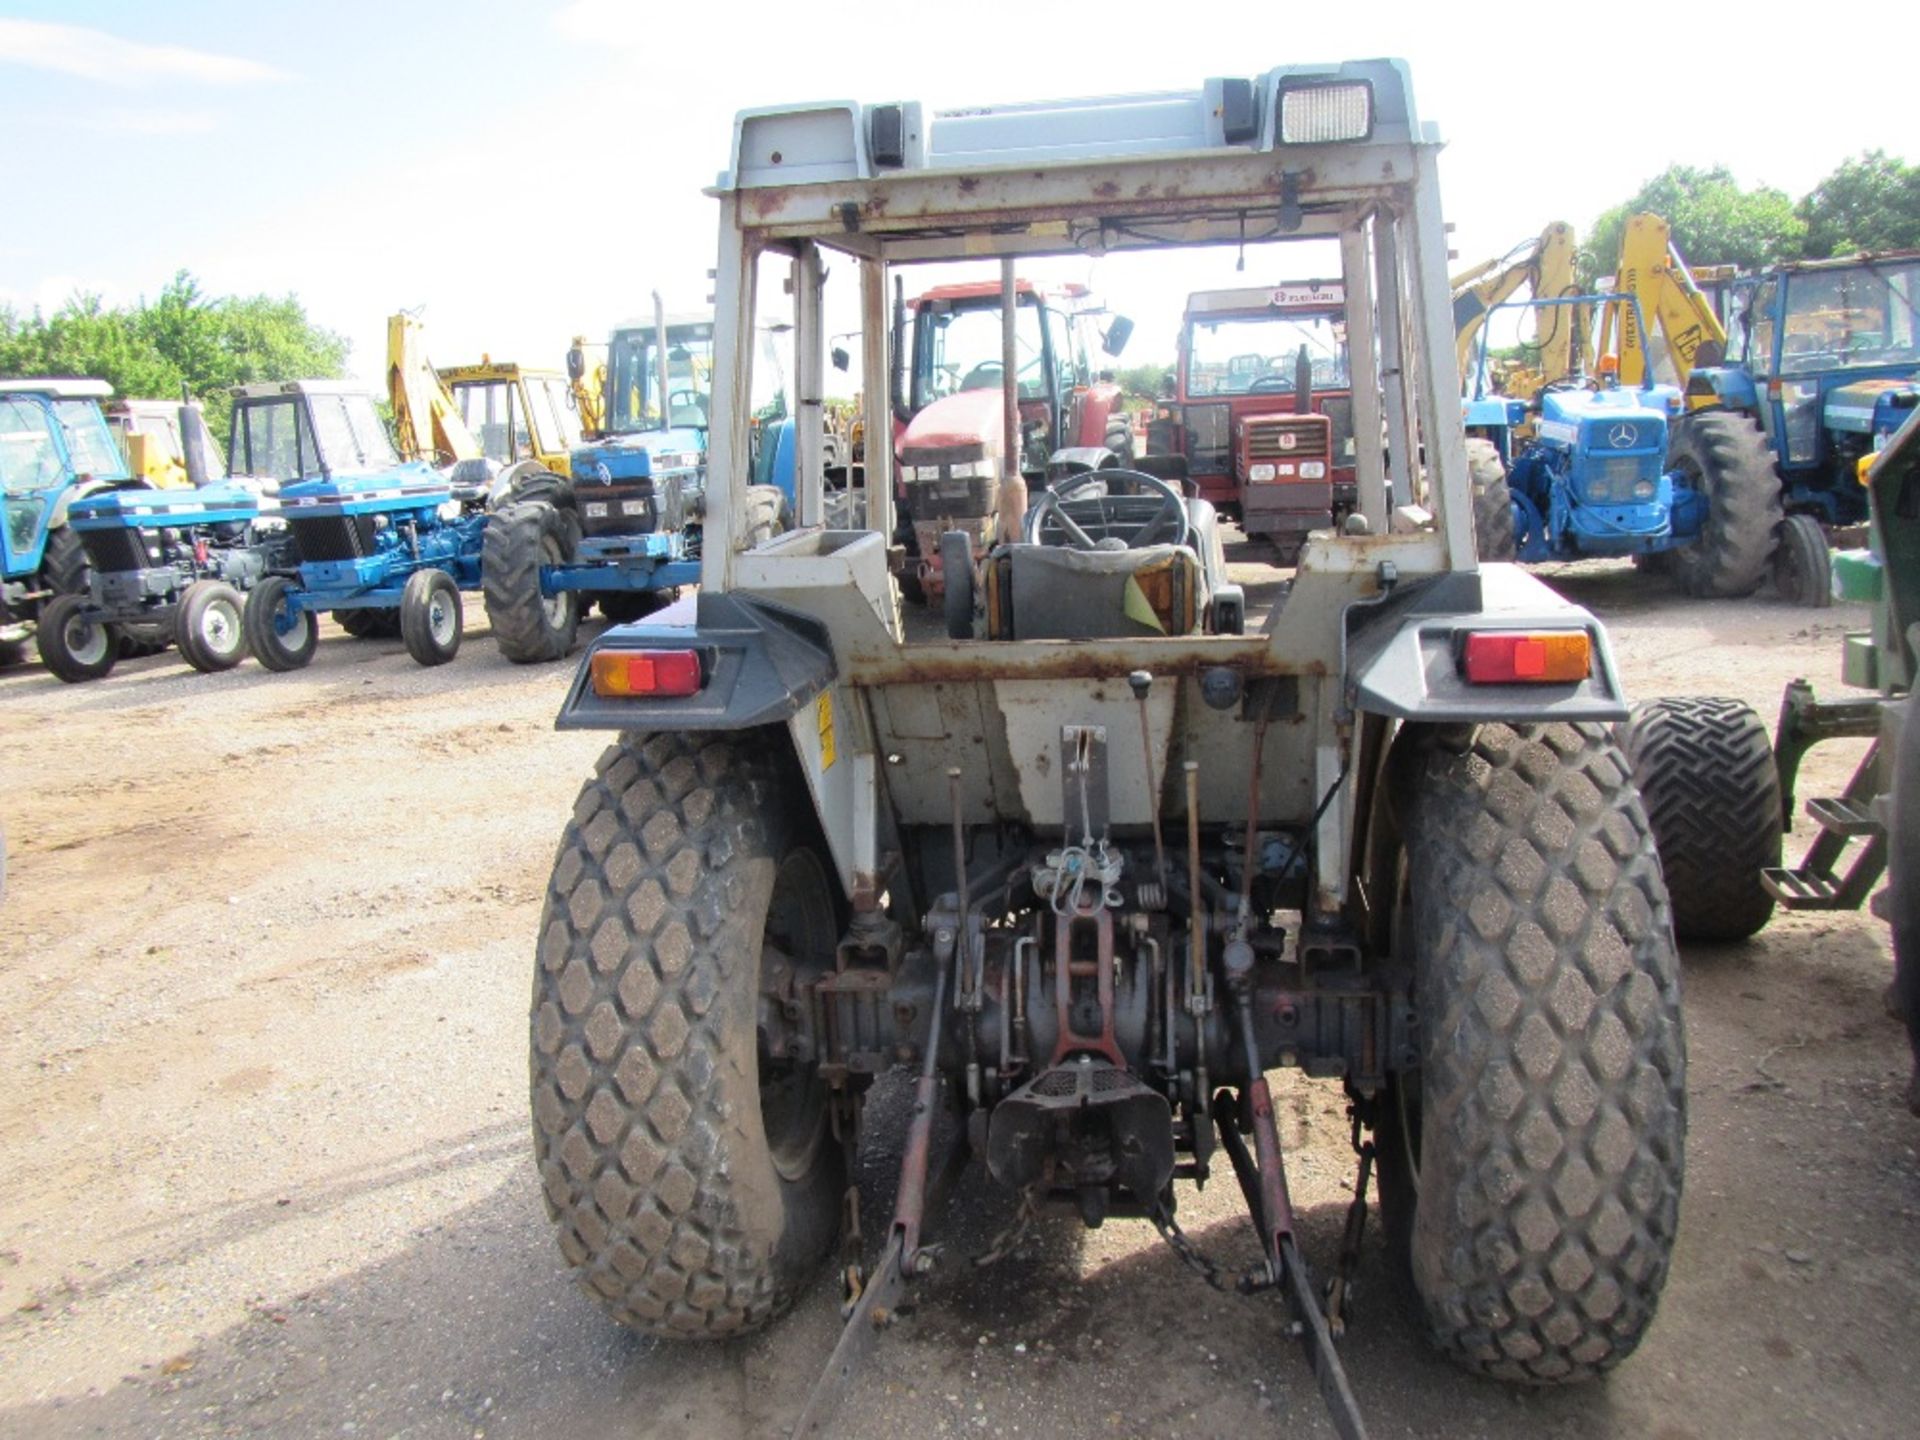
[589,648,703,698]
[1460,631,1591,684]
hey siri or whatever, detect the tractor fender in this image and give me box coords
[1683,365,1761,413]
[489,460,568,510]
[555,591,835,732]
[1045,445,1118,479]
[1347,564,1629,723]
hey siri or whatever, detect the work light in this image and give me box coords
[1277,82,1373,144]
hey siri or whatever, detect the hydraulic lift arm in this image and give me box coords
[1595,212,1729,391]
[386,313,482,464]
[1451,221,1581,388]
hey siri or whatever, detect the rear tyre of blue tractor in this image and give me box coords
[36,594,117,683]
[484,501,579,664]
[175,581,247,673]
[596,590,677,625]
[400,568,463,667]
[243,575,318,672]
[1771,514,1832,609]
[336,607,400,640]
[1664,412,1780,599]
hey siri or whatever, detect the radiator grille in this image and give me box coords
[79,527,151,574]
[1245,415,1331,461]
[288,513,375,563]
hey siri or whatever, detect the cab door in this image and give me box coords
[0,396,70,580]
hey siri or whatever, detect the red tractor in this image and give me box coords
[892,279,1133,597]
[1149,281,1356,560]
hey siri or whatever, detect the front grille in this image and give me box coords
[288,513,376,563]
[79,527,151,574]
[577,479,659,537]
[1246,416,1331,462]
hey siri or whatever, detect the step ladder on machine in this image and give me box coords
[1763,679,1889,913]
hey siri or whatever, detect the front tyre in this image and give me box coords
[400,568,463,667]
[1771,513,1832,609]
[1665,412,1781,599]
[175,581,247,672]
[36,595,117,683]
[483,500,579,664]
[1374,722,1685,1383]
[533,733,844,1338]
[243,576,318,672]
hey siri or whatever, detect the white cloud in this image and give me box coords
[0,19,289,87]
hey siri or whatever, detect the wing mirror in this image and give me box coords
[1102,315,1134,356]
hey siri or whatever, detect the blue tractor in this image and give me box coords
[1464,295,1783,598]
[0,379,161,667]
[41,473,289,682]
[232,382,490,670]
[1686,251,1920,530]
[483,310,791,662]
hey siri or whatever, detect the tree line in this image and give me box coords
[0,271,347,436]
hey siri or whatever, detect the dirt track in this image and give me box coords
[1,561,1915,1440]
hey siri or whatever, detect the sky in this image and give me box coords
[3,1,1916,393]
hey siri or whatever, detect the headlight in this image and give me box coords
[1248,462,1276,482]
[1586,479,1609,502]
[1299,461,1326,479]
[1278,81,1373,144]
[1632,480,1656,499]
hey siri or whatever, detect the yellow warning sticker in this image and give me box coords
[816,690,836,769]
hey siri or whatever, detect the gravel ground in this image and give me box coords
[1,558,1914,1440]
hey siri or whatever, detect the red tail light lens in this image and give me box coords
[589,648,702,698]
[1460,631,1592,684]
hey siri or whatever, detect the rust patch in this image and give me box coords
[1092,180,1120,199]
[958,176,979,194]
[747,187,792,219]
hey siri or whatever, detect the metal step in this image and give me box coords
[1806,795,1885,838]
[1762,866,1847,909]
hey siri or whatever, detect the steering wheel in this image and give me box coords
[1246,373,1294,392]
[959,360,1004,391]
[1025,468,1190,552]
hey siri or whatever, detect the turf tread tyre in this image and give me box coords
[483,500,579,664]
[1616,696,1779,942]
[175,581,246,673]
[1383,721,1686,1383]
[532,732,842,1338]
[1467,438,1516,561]
[1665,412,1781,599]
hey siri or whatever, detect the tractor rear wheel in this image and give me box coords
[532,732,845,1337]
[1664,412,1780,599]
[243,576,318,672]
[400,568,463,667]
[38,525,88,598]
[1617,696,1780,942]
[595,590,677,625]
[36,594,117,683]
[1771,514,1832,608]
[336,607,399,640]
[1467,438,1516,561]
[743,484,786,550]
[175,581,247,673]
[1372,721,1685,1383]
[483,500,579,664]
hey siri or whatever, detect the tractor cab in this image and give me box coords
[893,280,1132,597]
[1709,252,1920,523]
[440,363,583,475]
[0,379,136,585]
[1149,282,1356,559]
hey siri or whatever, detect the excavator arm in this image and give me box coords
[386,313,481,464]
[1452,222,1581,391]
[1595,213,1729,393]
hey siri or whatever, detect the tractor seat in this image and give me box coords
[982,541,1202,639]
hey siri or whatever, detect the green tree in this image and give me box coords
[1799,151,1920,258]
[1583,165,1805,283]
[0,271,348,437]
[1114,361,1171,399]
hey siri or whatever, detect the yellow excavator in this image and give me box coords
[1451,221,1583,398]
[1592,212,1730,401]
[387,313,584,476]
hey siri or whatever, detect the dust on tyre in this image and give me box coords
[1664,412,1781,599]
[243,575,318,671]
[175,580,247,673]
[400,568,463,666]
[532,732,845,1337]
[1370,721,1685,1383]
[36,594,117,683]
[1771,513,1832,608]
[483,500,579,664]
[1467,437,1516,561]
